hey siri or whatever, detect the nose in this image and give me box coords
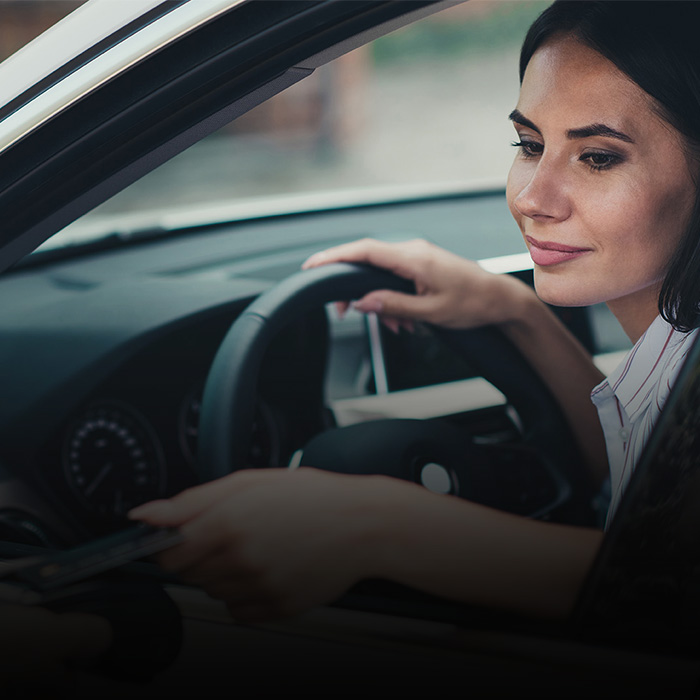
[509,155,571,222]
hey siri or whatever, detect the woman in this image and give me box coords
[129,1,700,623]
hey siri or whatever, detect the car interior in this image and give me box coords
[0,190,611,546]
[0,0,699,693]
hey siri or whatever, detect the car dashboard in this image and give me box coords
[0,190,629,547]
[0,267,332,545]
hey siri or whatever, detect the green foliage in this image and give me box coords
[372,1,552,65]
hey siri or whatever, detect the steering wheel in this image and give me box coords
[197,262,599,526]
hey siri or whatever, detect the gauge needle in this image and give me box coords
[85,462,113,497]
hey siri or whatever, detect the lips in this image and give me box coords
[525,236,592,267]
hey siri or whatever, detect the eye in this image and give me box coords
[511,139,543,158]
[580,150,622,171]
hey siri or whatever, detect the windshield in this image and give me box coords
[12,1,552,253]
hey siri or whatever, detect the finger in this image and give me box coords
[153,484,267,572]
[352,289,435,322]
[175,560,281,618]
[128,469,274,525]
[127,498,178,526]
[302,239,380,269]
[334,301,350,319]
[176,546,260,584]
[302,239,422,281]
[154,528,231,573]
[377,316,416,334]
[380,316,400,335]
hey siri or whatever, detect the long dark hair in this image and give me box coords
[520,1,700,332]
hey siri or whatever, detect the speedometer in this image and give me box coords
[62,401,165,518]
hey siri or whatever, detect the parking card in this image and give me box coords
[0,523,182,594]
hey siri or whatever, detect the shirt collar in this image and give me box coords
[605,315,679,420]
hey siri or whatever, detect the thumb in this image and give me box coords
[128,469,264,525]
[128,481,220,525]
[128,499,182,526]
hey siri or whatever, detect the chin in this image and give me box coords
[532,272,601,308]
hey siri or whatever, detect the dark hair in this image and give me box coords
[520,1,700,332]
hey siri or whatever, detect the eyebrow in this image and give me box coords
[508,109,635,144]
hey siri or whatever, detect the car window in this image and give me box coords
[0,1,630,357]
[49,0,552,257]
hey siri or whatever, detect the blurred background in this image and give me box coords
[0,0,552,219]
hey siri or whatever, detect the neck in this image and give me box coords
[606,285,661,343]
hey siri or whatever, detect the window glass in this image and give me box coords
[74,1,552,226]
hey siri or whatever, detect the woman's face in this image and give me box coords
[506,36,696,334]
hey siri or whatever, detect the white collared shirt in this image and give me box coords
[591,315,698,528]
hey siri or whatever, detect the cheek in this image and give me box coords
[638,181,696,262]
[583,176,676,250]
[588,186,646,244]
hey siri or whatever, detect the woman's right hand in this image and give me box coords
[302,238,531,331]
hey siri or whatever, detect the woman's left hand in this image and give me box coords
[128,468,382,622]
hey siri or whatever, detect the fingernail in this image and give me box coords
[352,299,383,314]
